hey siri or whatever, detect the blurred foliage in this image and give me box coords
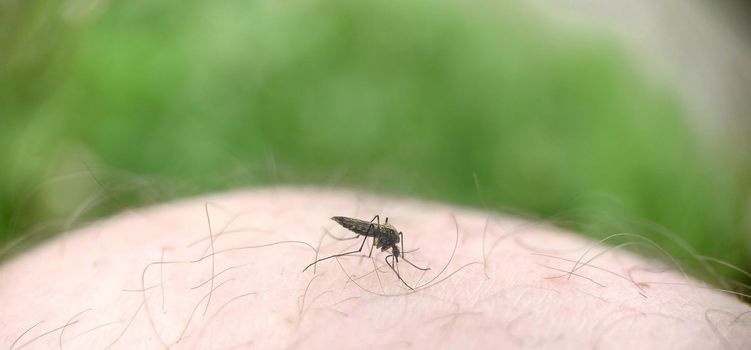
[1,0,749,284]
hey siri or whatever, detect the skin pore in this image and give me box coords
[0,187,749,349]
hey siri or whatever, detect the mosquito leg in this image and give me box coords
[303,235,369,272]
[365,220,378,258]
[403,256,430,271]
[395,254,401,276]
[399,232,405,260]
[398,232,430,271]
[386,255,414,290]
[367,215,380,239]
[368,239,376,257]
[370,215,381,226]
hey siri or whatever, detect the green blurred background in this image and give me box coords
[1,0,750,288]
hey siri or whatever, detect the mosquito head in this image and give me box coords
[392,245,401,259]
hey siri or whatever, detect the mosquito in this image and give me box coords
[303,215,430,290]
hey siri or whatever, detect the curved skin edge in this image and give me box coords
[0,187,749,349]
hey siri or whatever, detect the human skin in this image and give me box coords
[1,187,749,349]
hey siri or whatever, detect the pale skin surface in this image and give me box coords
[0,187,749,349]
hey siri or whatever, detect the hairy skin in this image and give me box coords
[0,187,749,349]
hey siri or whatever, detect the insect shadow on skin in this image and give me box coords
[303,215,430,290]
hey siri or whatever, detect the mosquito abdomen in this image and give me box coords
[331,216,374,236]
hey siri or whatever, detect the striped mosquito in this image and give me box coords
[303,215,429,289]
